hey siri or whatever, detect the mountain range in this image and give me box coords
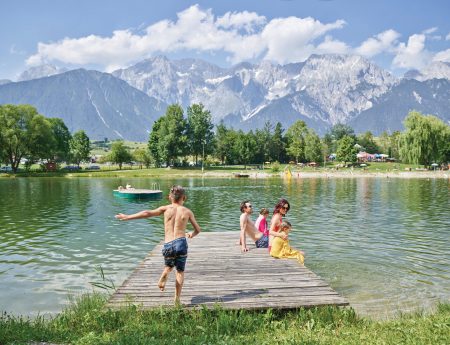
[0,55,449,141]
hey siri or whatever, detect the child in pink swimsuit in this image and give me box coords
[254,208,270,236]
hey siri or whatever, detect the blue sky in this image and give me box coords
[1,0,449,80]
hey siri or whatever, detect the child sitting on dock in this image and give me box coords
[254,208,270,236]
[115,185,201,304]
[270,220,305,265]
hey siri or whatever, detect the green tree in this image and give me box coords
[234,130,257,167]
[378,131,391,155]
[254,121,273,164]
[304,129,322,163]
[148,117,164,167]
[109,140,132,170]
[214,122,234,165]
[322,132,334,155]
[336,135,357,166]
[286,120,308,163]
[390,131,401,160]
[399,111,450,166]
[186,103,214,164]
[330,123,356,142]
[271,122,285,163]
[47,118,71,162]
[133,148,152,168]
[0,104,54,172]
[158,104,187,166]
[69,130,91,167]
[357,131,379,153]
[24,114,56,169]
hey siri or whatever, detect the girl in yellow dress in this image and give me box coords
[270,220,305,265]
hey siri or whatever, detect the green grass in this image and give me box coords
[0,293,448,345]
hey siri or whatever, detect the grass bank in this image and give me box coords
[0,294,448,345]
[1,162,446,179]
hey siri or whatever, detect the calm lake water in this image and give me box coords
[0,176,448,318]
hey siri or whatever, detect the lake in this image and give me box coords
[0,176,448,318]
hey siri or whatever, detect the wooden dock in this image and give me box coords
[108,232,348,310]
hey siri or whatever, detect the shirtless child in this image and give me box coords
[115,185,201,304]
[239,200,269,252]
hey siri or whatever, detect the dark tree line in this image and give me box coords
[2,104,448,172]
[0,104,91,172]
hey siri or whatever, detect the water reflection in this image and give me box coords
[0,176,448,318]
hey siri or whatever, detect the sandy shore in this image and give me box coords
[202,170,450,179]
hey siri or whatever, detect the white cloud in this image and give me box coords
[316,35,350,55]
[422,27,437,35]
[216,10,266,33]
[261,16,346,64]
[446,33,450,40]
[392,34,432,70]
[433,48,450,63]
[26,5,347,70]
[354,29,400,57]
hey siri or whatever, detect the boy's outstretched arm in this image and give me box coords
[115,206,166,221]
[187,211,201,238]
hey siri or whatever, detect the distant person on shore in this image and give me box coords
[268,198,290,252]
[115,185,201,304]
[254,208,270,237]
[239,200,268,252]
[270,220,305,265]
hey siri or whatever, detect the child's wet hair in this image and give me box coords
[281,220,292,229]
[170,185,185,202]
[260,207,269,215]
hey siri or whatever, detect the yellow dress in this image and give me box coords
[270,234,304,265]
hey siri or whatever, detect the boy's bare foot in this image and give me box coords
[158,273,168,291]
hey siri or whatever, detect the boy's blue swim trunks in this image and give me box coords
[161,237,188,272]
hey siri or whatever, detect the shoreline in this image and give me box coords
[203,170,450,179]
[1,169,449,179]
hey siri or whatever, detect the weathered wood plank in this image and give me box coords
[108,232,348,310]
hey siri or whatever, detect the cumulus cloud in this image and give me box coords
[316,35,350,55]
[25,4,444,72]
[261,16,346,63]
[216,10,266,33]
[433,48,450,63]
[392,34,432,70]
[26,5,346,70]
[354,29,400,57]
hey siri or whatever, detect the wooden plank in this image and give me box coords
[108,232,349,310]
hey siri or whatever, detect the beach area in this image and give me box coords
[203,170,450,179]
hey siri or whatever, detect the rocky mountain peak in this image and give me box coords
[17,64,68,82]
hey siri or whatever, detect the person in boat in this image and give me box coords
[270,220,305,265]
[239,200,268,252]
[125,183,134,189]
[115,185,201,304]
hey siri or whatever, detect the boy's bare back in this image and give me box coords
[163,204,196,242]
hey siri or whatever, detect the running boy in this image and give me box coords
[115,185,201,304]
